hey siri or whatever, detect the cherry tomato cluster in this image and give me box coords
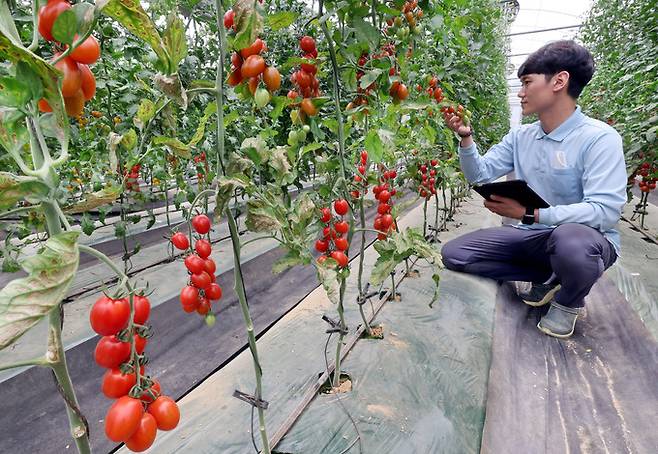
[348,43,396,114]
[287,36,321,120]
[384,0,423,39]
[123,163,141,193]
[193,152,208,182]
[417,75,444,103]
[373,167,398,240]
[351,150,370,199]
[171,215,222,323]
[637,162,657,192]
[89,293,180,451]
[226,33,281,108]
[415,158,439,199]
[441,104,472,127]
[37,0,99,117]
[315,200,351,268]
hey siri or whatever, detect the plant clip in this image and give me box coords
[321,314,348,335]
[233,389,269,409]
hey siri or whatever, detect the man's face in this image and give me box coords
[517,73,556,116]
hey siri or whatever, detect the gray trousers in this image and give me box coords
[441,223,617,308]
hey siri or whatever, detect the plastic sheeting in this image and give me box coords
[275,269,497,454]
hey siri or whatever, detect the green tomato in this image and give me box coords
[302,124,311,132]
[287,130,298,146]
[254,88,270,108]
[296,129,307,143]
[290,109,302,125]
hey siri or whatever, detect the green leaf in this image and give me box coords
[316,261,341,304]
[52,9,77,45]
[81,212,95,235]
[0,232,80,350]
[188,102,217,147]
[163,12,187,71]
[352,16,379,47]
[359,68,382,90]
[152,136,190,158]
[272,250,305,274]
[99,0,171,73]
[0,77,30,107]
[72,2,95,36]
[270,95,292,120]
[0,32,67,128]
[232,0,263,51]
[0,172,50,211]
[364,129,384,163]
[266,11,298,30]
[15,62,43,102]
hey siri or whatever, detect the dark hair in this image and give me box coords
[517,40,595,98]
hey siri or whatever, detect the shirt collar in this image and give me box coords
[535,106,585,142]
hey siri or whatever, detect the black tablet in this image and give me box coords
[472,180,550,208]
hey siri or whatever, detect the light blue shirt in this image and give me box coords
[458,106,626,256]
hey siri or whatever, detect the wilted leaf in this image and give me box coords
[245,198,281,232]
[153,73,187,109]
[232,0,263,50]
[153,136,191,158]
[134,99,156,130]
[0,172,50,211]
[316,260,341,304]
[163,12,187,71]
[214,175,248,216]
[99,0,172,73]
[64,185,122,214]
[0,232,79,350]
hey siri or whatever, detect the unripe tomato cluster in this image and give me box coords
[637,162,657,192]
[171,215,222,324]
[441,104,472,127]
[37,0,100,117]
[351,150,370,199]
[315,200,351,268]
[89,293,180,451]
[415,158,440,199]
[373,166,398,240]
[287,36,321,121]
[226,28,281,108]
[384,0,424,38]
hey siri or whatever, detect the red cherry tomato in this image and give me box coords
[300,35,316,53]
[105,396,144,442]
[101,368,137,399]
[205,283,223,301]
[180,285,200,308]
[131,295,151,325]
[334,237,348,251]
[125,412,157,452]
[195,239,212,259]
[190,271,212,290]
[223,9,234,29]
[78,63,96,100]
[90,296,130,336]
[147,396,180,431]
[330,251,348,268]
[94,336,131,369]
[38,0,71,42]
[334,199,349,216]
[69,35,100,64]
[196,297,211,315]
[334,221,349,234]
[184,254,206,274]
[315,239,329,252]
[171,232,189,250]
[191,214,211,234]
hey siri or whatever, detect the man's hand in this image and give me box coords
[483,195,526,219]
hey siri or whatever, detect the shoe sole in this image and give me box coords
[522,284,562,307]
[536,321,574,338]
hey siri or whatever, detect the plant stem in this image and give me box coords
[0,356,49,372]
[213,0,228,176]
[356,197,372,335]
[422,197,428,238]
[226,208,271,454]
[333,277,347,388]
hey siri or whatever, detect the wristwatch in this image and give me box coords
[522,206,535,225]
[458,129,473,138]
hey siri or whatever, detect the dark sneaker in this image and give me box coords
[537,302,579,338]
[518,283,561,307]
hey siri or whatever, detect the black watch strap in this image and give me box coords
[522,207,535,225]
